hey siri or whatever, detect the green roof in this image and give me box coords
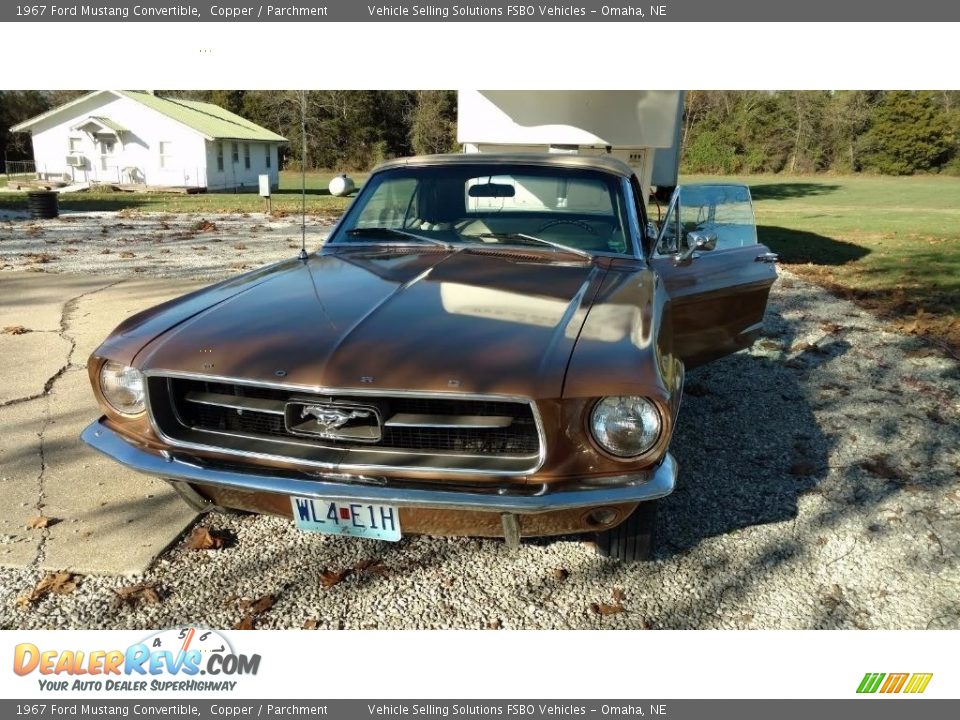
[87,116,128,133]
[119,91,287,142]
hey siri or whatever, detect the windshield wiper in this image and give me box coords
[476,232,593,260]
[345,227,453,250]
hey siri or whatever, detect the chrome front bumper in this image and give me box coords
[81,419,676,514]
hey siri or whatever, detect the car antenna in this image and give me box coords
[298,89,308,261]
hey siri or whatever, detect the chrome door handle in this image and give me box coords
[755,253,779,263]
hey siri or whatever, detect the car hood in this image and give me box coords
[135,248,611,398]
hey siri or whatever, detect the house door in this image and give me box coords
[97,136,117,183]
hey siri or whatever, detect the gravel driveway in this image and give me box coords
[1,211,958,630]
[0,209,334,279]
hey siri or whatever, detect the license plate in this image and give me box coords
[290,497,402,541]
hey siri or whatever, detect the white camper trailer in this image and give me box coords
[457,90,684,204]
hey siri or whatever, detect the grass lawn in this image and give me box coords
[0,170,367,216]
[682,174,960,356]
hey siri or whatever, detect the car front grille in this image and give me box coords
[146,376,543,476]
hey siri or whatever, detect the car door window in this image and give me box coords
[678,185,758,250]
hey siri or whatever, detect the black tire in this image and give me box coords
[595,501,658,562]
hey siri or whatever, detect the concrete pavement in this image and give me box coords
[0,274,204,575]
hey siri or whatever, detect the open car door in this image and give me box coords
[649,184,777,369]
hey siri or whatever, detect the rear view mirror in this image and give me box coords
[468,183,516,198]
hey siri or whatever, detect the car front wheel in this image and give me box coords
[594,501,658,562]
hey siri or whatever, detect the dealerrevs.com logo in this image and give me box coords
[13,628,260,692]
[857,673,933,694]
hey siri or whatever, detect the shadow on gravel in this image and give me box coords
[658,310,839,556]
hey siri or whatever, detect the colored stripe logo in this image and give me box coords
[857,672,933,694]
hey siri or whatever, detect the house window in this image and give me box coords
[99,139,116,171]
[265,145,271,169]
[217,142,224,172]
[159,141,173,169]
[68,137,82,152]
[232,143,239,164]
[244,143,250,170]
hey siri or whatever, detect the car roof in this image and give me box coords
[371,153,636,178]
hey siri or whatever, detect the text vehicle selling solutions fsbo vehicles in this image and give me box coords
[82,153,777,561]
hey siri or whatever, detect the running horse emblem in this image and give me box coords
[300,405,371,432]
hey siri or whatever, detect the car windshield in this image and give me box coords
[330,163,635,256]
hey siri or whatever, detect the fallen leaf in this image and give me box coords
[321,569,350,588]
[2,325,30,335]
[612,587,626,602]
[194,219,218,233]
[354,559,390,576]
[590,602,625,616]
[119,251,136,258]
[185,527,227,550]
[248,595,274,615]
[23,252,57,264]
[115,582,161,607]
[860,455,907,481]
[303,618,319,630]
[19,572,81,607]
[551,568,569,582]
[234,614,255,630]
[820,322,843,334]
[26,516,54,530]
[486,619,502,630]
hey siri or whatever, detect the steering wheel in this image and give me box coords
[536,219,598,235]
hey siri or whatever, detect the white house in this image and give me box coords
[10,90,287,191]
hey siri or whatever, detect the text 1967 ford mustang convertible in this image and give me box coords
[82,154,777,561]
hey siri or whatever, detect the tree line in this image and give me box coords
[681,90,959,175]
[2,90,957,176]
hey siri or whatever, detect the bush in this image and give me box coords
[860,91,952,175]
[681,130,740,174]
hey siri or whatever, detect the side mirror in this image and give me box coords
[676,231,717,262]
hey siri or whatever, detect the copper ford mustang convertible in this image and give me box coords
[82,154,777,561]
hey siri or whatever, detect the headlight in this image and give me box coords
[98,361,146,416]
[589,396,662,458]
